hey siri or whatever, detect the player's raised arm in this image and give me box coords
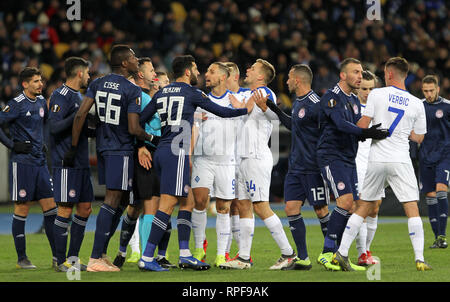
[265,99,292,130]
[194,90,248,118]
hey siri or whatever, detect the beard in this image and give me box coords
[190,72,198,86]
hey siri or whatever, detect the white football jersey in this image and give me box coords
[193,90,237,165]
[364,86,426,163]
[356,104,371,165]
[237,86,279,159]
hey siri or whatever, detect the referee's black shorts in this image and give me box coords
[132,144,160,203]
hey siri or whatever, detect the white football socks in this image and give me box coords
[338,214,364,257]
[263,214,293,256]
[191,208,207,249]
[129,218,140,253]
[238,218,254,260]
[408,217,424,262]
[356,221,367,257]
[216,213,231,256]
[231,214,240,250]
[366,215,378,251]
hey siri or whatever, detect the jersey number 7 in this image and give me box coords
[387,106,404,137]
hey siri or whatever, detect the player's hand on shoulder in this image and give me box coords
[229,93,244,109]
[253,89,269,112]
[138,146,152,170]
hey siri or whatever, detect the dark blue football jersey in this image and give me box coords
[85,73,141,154]
[419,96,450,166]
[0,92,48,166]
[48,84,90,168]
[290,90,322,173]
[317,84,362,167]
[140,82,248,150]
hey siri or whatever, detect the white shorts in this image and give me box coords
[356,157,385,199]
[191,157,235,200]
[360,162,419,202]
[237,157,272,202]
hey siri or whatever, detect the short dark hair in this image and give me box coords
[362,70,376,83]
[385,57,409,77]
[65,57,89,78]
[19,67,41,87]
[110,44,133,68]
[291,64,313,85]
[172,55,195,79]
[138,57,152,67]
[422,74,439,86]
[339,58,361,73]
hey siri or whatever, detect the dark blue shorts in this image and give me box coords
[284,171,329,207]
[97,151,134,191]
[320,161,359,201]
[9,161,53,202]
[419,159,450,193]
[154,146,190,197]
[52,167,94,203]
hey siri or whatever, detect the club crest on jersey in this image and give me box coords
[298,107,306,118]
[2,105,10,112]
[19,189,27,198]
[69,189,76,198]
[353,104,359,115]
[39,107,45,117]
[337,182,345,190]
[184,185,190,193]
[435,109,443,118]
[328,99,336,108]
[52,104,60,112]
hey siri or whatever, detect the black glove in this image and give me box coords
[63,146,77,167]
[150,135,160,147]
[361,123,390,140]
[13,141,32,154]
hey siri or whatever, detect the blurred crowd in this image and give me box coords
[1,0,449,110]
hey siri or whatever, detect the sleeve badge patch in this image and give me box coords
[52,104,60,112]
[328,99,336,108]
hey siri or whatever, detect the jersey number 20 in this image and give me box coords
[156,96,185,126]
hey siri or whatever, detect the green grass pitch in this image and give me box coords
[1,215,449,282]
